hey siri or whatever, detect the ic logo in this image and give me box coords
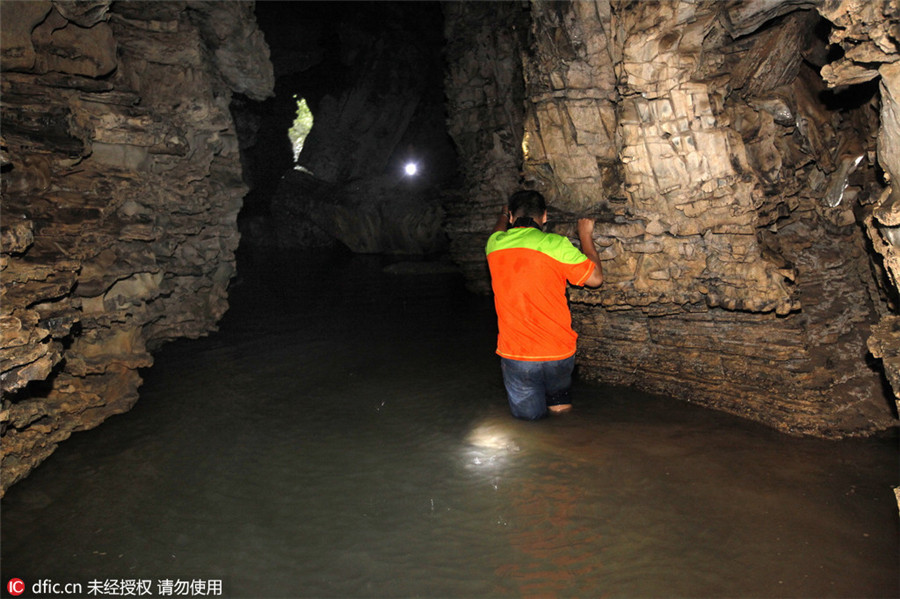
[7,578,25,596]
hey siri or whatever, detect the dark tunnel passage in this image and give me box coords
[233,1,460,256]
[1,1,899,597]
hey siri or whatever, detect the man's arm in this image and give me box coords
[577,218,604,287]
[492,206,510,233]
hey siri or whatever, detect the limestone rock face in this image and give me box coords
[443,0,899,436]
[815,0,900,409]
[443,1,530,292]
[0,0,273,494]
[521,0,619,212]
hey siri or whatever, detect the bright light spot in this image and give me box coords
[404,162,418,176]
[467,422,512,450]
[464,418,521,471]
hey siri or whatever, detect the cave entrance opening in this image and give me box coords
[288,95,314,165]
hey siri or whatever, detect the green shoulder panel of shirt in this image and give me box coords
[486,228,588,265]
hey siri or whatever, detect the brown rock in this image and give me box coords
[0,0,273,495]
[444,0,898,436]
[0,1,52,72]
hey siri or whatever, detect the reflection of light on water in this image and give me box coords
[464,419,521,470]
[467,422,513,450]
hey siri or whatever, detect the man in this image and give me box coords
[485,190,603,420]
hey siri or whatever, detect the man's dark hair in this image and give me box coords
[508,190,546,220]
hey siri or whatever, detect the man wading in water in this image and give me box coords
[486,190,604,420]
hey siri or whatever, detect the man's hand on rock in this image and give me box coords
[577,218,594,238]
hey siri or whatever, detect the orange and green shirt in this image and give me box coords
[486,226,594,361]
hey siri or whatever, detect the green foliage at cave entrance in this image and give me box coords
[289,96,313,163]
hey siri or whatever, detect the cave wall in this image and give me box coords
[0,0,273,494]
[819,0,900,423]
[443,1,531,291]
[443,0,899,436]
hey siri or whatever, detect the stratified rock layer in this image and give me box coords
[0,0,273,494]
[443,1,530,292]
[820,0,900,408]
[443,0,899,436]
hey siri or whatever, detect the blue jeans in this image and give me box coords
[500,356,575,420]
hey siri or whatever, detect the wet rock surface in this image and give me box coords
[0,0,273,494]
[443,0,899,436]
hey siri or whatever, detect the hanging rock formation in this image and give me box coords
[0,0,273,494]
[443,0,899,436]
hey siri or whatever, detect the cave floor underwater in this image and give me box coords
[1,247,898,599]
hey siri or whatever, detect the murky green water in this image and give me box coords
[2,249,898,598]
